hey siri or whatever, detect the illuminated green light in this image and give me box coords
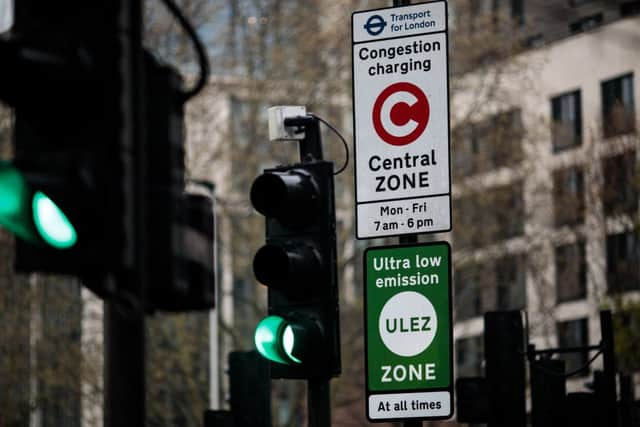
[283,325,302,364]
[32,191,77,249]
[0,160,37,242]
[254,315,289,364]
[0,161,25,217]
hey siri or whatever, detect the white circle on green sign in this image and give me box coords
[378,291,438,357]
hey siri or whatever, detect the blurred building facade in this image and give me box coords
[449,0,640,408]
[193,1,640,426]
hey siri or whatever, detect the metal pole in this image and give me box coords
[308,379,331,427]
[619,373,635,427]
[390,0,423,417]
[298,114,331,427]
[283,115,324,162]
[530,358,567,427]
[105,301,146,427]
[599,311,618,427]
[105,0,146,426]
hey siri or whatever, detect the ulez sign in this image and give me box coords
[352,0,451,239]
[364,242,453,422]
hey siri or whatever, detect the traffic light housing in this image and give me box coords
[455,377,489,424]
[143,56,215,312]
[484,311,526,427]
[0,4,216,311]
[530,358,567,427]
[0,2,130,282]
[252,160,340,379]
[228,350,271,427]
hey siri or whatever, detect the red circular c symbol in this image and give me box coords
[372,82,430,146]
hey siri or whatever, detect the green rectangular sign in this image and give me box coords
[364,242,453,422]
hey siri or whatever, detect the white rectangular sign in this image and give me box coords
[369,391,451,420]
[352,1,451,239]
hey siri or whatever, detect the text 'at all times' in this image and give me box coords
[377,397,443,412]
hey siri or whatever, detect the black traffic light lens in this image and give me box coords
[253,243,321,290]
[253,244,289,287]
[250,173,286,218]
[250,170,319,225]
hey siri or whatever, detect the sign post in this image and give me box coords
[364,242,453,422]
[352,0,451,239]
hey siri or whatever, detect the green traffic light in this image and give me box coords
[283,324,302,364]
[0,160,38,243]
[255,315,308,366]
[0,160,77,249]
[32,191,77,249]
[255,315,289,364]
[254,315,304,365]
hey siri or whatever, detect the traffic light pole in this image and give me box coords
[599,310,618,427]
[105,0,147,426]
[253,112,339,426]
[296,117,332,427]
[105,300,146,427]
[308,379,331,427]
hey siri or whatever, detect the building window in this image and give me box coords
[620,1,640,17]
[453,109,523,178]
[453,193,489,249]
[525,33,544,48]
[467,0,494,33]
[555,241,587,303]
[553,166,585,227]
[491,109,524,167]
[453,183,524,249]
[455,257,525,321]
[569,13,603,34]
[602,73,635,137]
[557,318,590,376]
[455,264,485,320]
[456,335,484,378]
[511,0,524,26]
[602,151,638,216]
[607,231,640,293]
[492,182,525,241]
[551,90,582,152]
[496,254,526,311]
[570,0,596,6]
[453,125,479,177]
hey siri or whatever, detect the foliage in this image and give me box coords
[612,300,640,373]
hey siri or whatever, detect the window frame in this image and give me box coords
[601,73,636,138]
[551,90,582,152]
[556,318,590,376]
[606,231,640,293]
[553,166,585,227]
[555,241,587,303]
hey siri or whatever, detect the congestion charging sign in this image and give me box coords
[364,242,453,422]
[352,1,451,239]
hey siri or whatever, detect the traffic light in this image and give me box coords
[0,3,131,281]
[143,56,215,312]
[251,160,340,379]
[228,350,271,427]
[455,377,489,424]
[0,5,216,310]
[530,358,567,427]
[484,311,526,427]
[0,159,76,249]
